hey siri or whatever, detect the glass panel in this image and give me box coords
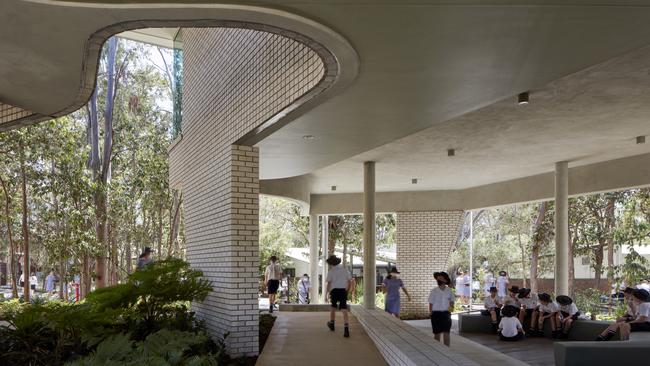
[172,29,184,138]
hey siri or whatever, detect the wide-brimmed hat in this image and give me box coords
[389,267,400,274]
[633,289,650,302]
[501,305,519,317]
[139,247,154,258]
[489,286,498,293]
[508,285,520,293]
[538,293,551,302]
[517,288,531,298]
[326,255,341,266]
[498,271,507,276]
[434,271,451,285]
[623,287,635,294]
[556,295,573,306]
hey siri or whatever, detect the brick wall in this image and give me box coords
[168,28,324,356]
[396,211,464,316]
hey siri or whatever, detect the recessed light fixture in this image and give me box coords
[331,185,337,191]
[447,148,456,157]
[637,135,646,144]
[411,178,418,184]
[302,135,315,141]
[517,91,529,105]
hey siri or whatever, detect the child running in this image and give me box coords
[483,286,502,333]
[556,295,580,339]
[498,305,525,341]
[325,255,353,338]
[529,293,559,337]
[429,271,454,346]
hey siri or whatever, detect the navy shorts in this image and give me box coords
[630,322,650,332]
[267,280,280,294]
[431,311,452,334]
[330,288,348,310]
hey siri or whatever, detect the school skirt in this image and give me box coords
[431,311,452,334]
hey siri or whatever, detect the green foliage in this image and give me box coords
[573,288,602,318]
[0,259,218,366]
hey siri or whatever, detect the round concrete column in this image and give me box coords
[321,215,329,302]
[309,214,319,303]
[363,161,376,309]
[555,161,569,296]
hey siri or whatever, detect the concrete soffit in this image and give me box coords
[1,1,359,140]
[306,153,650,215]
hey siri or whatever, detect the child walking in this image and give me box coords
[498,305,525,341]
[325,255,353,338]
[429,271,454,346]
[382,267,412,317]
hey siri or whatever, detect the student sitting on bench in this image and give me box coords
[557,295,580,339]
[517,288,536,327]
[498,305,525,341]
[529,293,559,337]
[482,286,502,333]
[596,289,650,341]
[616,287,637,323]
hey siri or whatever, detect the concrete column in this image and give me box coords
[321,215,329,302]
[555,161,569,296]
[363,161,376,309]
[308,214,319,303]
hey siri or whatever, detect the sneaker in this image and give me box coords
[327,321,335,331]
[344,327,350,338]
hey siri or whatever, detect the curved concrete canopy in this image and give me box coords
[5,1,650,190]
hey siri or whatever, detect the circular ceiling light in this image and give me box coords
[447,148,456,157]
[637,135,646,144]
[331,185,337,191]
[517,92,529,105]
[302,135,316,141]
[412,178,418,184]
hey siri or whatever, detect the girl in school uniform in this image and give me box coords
[556,295,580,339]
[529,293,559,337]
[482,286,503,333]
[517,288,537,326]
[596,289,650,341]
[496,271,509,298]
[429,271,454,346]
[382,267,412,317]
[498,305,525,341]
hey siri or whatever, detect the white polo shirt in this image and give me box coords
[428,286,453,311]
[539,302,559,314]
[484,295,501,309]
[503,295,520,307]
[636,302,650,320]
[265,263,283,281]
[559,303,579,316]
[519,295,537,309]
[499,317,522,338]
[326,265,352,289]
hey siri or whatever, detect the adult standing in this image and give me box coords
[496,271,509,298]
[382,267,411,317]
[455,270,467,306]
[136,247,154,271]
[265,256,283,313]
[45,270,56,293]
[298,273,311,304]
[484,271,495,296]
[462,271,471,306]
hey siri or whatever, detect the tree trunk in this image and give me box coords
[95,189,107,288]
[157,205,163,257]
[81,253,91,299]
[168,191,182,256]
[605,198,616,287]
[517,232,527,288]
[594,239,605,290]
[19,142,30,302]
[529,202,547,294]
[568,233,576,296]
[0,175,18,298]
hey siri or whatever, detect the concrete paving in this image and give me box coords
[256,311,387,366]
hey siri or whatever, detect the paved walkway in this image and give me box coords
[256,312,387,366]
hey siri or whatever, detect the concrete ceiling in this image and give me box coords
[5,1,650,195]
[305,44,650,193]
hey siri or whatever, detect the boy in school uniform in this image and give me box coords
[429,271,454,346]
[617,287,637,323]
[498,305,525,341]
[529,293,560,337]
[596,289,650,341]
[482,286,502,333]
[502,286,521,311]
[325,255,354,338]
[517,288,537,326]
[556,295,580,339]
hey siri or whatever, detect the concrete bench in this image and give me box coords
[352,306,479,366]
[458,313,620,340]
[629,331,650,341]
[278,304,333,312]
[554,341,650,366]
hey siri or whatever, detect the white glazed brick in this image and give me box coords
[168,28,323,357]
[396,211,464,316]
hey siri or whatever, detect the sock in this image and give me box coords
[344,323,349,327]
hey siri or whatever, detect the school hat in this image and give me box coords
[139,247,154,258]
[389,267,401,274]
[326,255,341,266]
[623,287,634,294]
[556,295,573,306]
[538,293,551,302]
[517,288,531,298]
[489,286,498,293]
[633,289,650,302]
[508,285,520,293]
[501,305,519,317]
[434,271,451,285]
[499,271,507,276]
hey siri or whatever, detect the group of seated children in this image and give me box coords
[483,285,581,341]
[595,288,650,341]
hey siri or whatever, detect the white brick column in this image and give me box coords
[396,211,464,317]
